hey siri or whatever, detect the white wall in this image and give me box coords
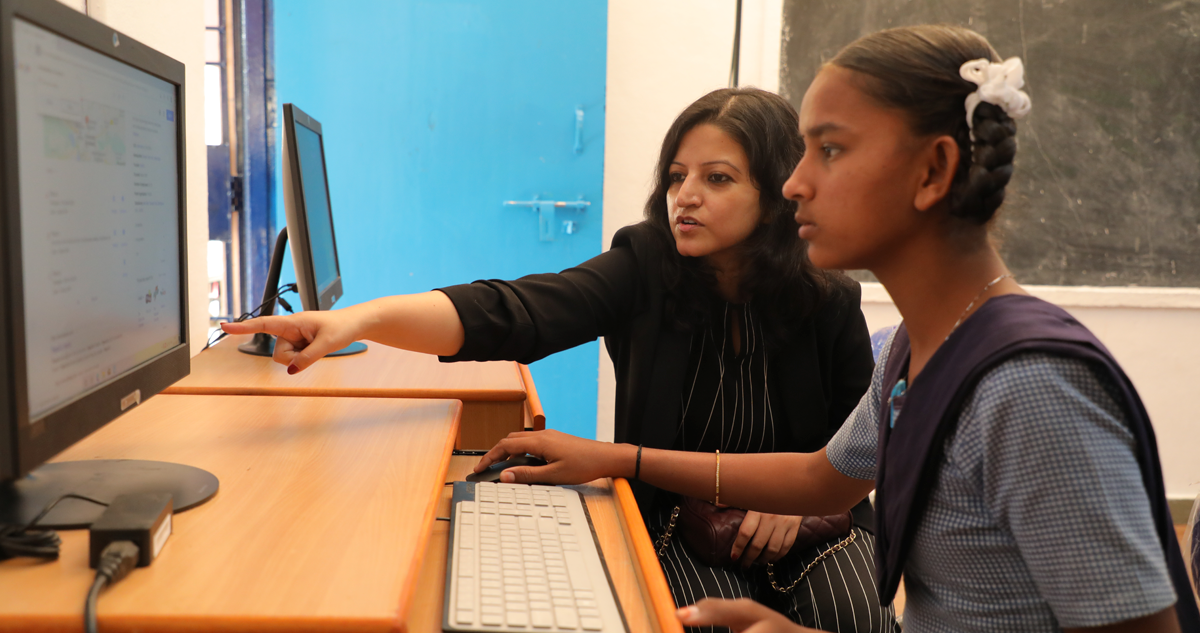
[601,1,1199,501]
[55,0,210,357]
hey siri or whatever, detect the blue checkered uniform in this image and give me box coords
[827,332,1177,631]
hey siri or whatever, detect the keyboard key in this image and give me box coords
[456,609,475,625]
[457,550,474,577]
[531,610,555,628]
[564,550,592,590]
[459,526,476,547]
[481,611,504,626]
[507,611,529,627]
[554,606,579,629]
[457,579,476,610]
[460,501,476,514]
[581,616,604,630]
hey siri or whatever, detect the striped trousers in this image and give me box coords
[648,503,901,633]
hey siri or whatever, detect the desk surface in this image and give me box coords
[167,333,527,402]
[0,394,461,633]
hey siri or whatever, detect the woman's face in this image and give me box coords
[782,65,932,271]
[667,124,762,269]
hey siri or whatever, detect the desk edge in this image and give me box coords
[614,478,684,633]
[393,400,463,633]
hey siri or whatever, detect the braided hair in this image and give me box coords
[831,25,1019,224]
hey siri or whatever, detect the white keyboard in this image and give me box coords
[444,482,627,632]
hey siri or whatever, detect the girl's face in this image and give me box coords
[782,65,935,271]
[667,124,762,269]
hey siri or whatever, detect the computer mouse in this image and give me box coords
[465,454,549,484]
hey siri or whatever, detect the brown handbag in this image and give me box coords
[657,496,856,591]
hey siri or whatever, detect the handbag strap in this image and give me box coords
[766,530,857,593]
[655,505,681,557]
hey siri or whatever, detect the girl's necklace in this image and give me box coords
[947,273,1012,339]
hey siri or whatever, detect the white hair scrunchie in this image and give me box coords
[960,57,1032,140]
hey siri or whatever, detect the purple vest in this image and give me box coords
[875,294,1198,630]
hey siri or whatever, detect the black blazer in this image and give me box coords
[440,222,876,515]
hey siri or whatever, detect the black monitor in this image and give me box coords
[237,103,365,357]
[0,0,217,528]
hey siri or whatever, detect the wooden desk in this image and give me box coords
[406,457,684,633]
[0,394,461,633]
[166,333,527,448]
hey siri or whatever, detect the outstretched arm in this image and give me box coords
[478,430,873,517]
[221,291,464,372]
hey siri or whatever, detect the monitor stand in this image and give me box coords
[235,227,368,358]
[0,459,219,529]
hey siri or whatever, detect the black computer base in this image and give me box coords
[0,459,219,529]
[237,333,367,357]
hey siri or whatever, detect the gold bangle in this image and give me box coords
[715,449,721,506]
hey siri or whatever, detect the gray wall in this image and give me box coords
[782,0,1200,287]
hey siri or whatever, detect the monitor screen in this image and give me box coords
[292,121,339,298]
[13,16,181,420]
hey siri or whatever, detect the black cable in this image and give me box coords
[84,574,106,633]
[729,0,743,88]
[203,283,298,351]
[0,493,109,561]
[84,541,139,633]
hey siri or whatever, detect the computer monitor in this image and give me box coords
[237,103,365,357]
[0,0,217,528]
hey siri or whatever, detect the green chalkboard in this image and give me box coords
[781,0,1200,287]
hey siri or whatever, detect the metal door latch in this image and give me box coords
[504,196,590,241]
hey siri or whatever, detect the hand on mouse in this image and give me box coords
[475,430,636,486]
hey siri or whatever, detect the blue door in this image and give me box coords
[275,1,607,438]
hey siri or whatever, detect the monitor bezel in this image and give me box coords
[0,0,190,480]
[281,103,345,312]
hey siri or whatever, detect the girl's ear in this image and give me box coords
[913,135,960,212]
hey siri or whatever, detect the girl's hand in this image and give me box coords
[730,512,802,567]
[221,310,365,373]
[474,430,635,485]
[677,598,814,633]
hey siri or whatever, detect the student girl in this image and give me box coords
[474,25,1200,633]
[224,88,898,632]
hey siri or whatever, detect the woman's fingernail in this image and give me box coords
[287,365,299,375]
[676,606,698,622]
[731,552,739,561]
[500,470,514,483]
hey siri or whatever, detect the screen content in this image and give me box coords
[14,18,181,420]
[293,122,339,297]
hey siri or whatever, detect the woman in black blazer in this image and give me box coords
[226,88,896,633]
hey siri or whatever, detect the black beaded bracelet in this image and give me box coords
[634,444,643,481]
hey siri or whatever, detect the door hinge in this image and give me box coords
[230,175,244,212]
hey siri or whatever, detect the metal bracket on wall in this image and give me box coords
[504,195,590,241]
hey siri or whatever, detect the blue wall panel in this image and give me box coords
[275,1,607,438]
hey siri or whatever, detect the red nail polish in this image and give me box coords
[287,365,299,375]
[731,552,739,561]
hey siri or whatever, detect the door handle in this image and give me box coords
[504,196,591,241]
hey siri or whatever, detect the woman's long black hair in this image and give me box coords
[644,87,829,341]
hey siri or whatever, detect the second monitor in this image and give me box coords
[238,103,366,357]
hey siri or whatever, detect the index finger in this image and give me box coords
[474,432,538,473]
[730,511,761,561]
[221,316,273,335]
[677,598,779,631]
